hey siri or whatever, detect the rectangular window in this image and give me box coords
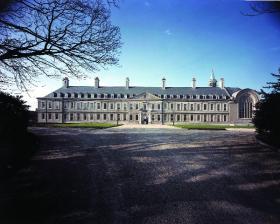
[223,104,227,111]
[63,113,67,121]
[197,114,200,121]
[90,113,93,120]
[48,102,52,109]
[55,113,58,119]
[143,104,147,110]
[70,113,74,121]
[130,104,133,110]
[124,104,127,110]
[210,104,214,111]
[136,114,139,121]
[55,102,59,109]
[41,101,45,109]
[130,115,133,120]
[41,113,45,119]
[84,113,87,120]
[204,114,207,122]
[204,104,207,110]
[184,104,187,111]
[217,115,220,122]
[158,104,161,110]
[170,104,174,110]
[110,103,114,110]
[117,103,120,110]
[152,114,155,121]
[110,114,114,120]
[77,113,80,121]
[157,115,160,121]
[103,103,107,110]
[177,114,180,121]
[103,114,107,120]
[152,104,155,110]
[123,114,127,121]
[48,113,52,119]
[217,104,220,111]
[190,114,193,121]
[224,115,227,122]
[197,104,200,111]
[190,104,194,111]
[97,114,100,120]
[184,114,187,121]
[177,104,180,111]
[97,103,101,110]
[210,115,214,122]
[71,102,74,109]
[117,114,120,120]
[171,114,174,121]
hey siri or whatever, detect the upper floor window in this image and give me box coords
[223,104,227,111]
[48,101,52,109]
[210,104,214,110]
[53,93,57,97]
[203,104,207,110]
[41,101,45,109]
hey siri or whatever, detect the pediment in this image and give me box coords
[131,92,161,100]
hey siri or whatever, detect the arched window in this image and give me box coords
[239,94,253,118]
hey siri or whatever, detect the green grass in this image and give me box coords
[49,122,120,129]
[174,124,255,130]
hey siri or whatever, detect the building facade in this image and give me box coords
[37,74,260,124]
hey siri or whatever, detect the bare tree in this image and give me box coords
[0,0,121,90]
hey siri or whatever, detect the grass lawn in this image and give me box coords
[174,124,255,130]
[48,123,120,129]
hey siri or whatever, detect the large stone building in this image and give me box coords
[37,73,260,124]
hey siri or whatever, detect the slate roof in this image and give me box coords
[43,86,241,98]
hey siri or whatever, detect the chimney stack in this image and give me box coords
[162,77,166,90]
[125,77,130,89]
[220,78,225,89]
[62,77,69,88]
[192,77,196,89]
[94,77,100,88]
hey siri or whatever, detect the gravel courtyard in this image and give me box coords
[0,127,280,224]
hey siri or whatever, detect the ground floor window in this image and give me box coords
[197,114,200,121]
[124,113,127,121]
[70,113,73,121]
[41,113,45,119]
[84,113,87,120]
[55,113,58,120]
[48,113,52,120]
[77,113,80,121]
[224,115,227,122]
[130,114,133,121]
[217,115,220,122]
[110,114,114,120]
[171,114,174,121]
[177,114,180,121]
[103,114,107,120]
[210,115,213,122]
[90,113,93,120]
[184,114,187,121]
[97,114,100,120]
[190,114,193,121]
[152,114,155,121]
[157,115,160,121]
[135,114,138,121]
[204,114,207,122]
[117,114,120,120]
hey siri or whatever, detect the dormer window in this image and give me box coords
[100,94,104,98]
[186,95,190,99]
[213,95,217,99]
[74,93,78,98]
[81,93,84,98]
[193,95,197,99]
[121,94,124,98]
[53,93,57,97]
[87,93,91,98]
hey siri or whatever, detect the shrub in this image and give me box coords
[0,92,29,141]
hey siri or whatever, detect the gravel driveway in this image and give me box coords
[0,127,280,224]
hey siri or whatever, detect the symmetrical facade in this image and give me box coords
[37,74,260,124]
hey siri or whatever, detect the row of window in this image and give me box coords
[53,92,229,100]
[41,113,228,122]
[41,101,228,112]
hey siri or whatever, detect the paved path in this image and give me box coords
[0,127,280,224]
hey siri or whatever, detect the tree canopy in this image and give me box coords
[0,0,121,90]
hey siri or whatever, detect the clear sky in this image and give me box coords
[23,0,280,110]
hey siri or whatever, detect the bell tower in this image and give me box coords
[209,69,217,87]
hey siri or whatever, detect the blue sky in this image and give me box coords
[24,0,280,109]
